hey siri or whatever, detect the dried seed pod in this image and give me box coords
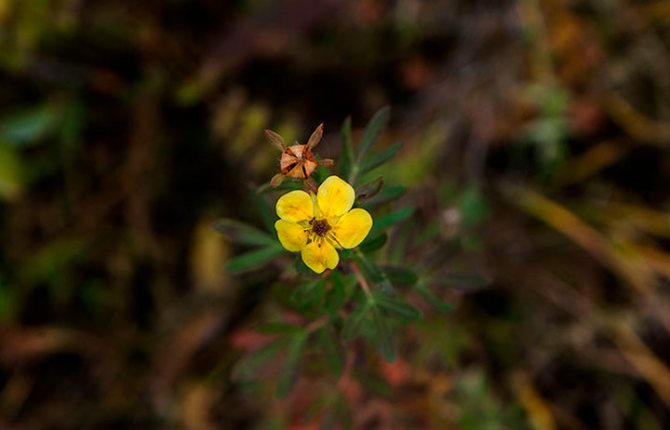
[266,123,334,187]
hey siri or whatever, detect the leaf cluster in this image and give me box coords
[215,107,465,399]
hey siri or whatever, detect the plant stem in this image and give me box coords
[350,261,373,301]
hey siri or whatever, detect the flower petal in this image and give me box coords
[275,220,308,252]
[317,176,355,218]
[301,240,339,274]
[332,208,373,249]
[276,190,314,223]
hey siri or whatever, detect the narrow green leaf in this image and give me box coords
[356,106,390,167]
[263,178,303,193]
[352,249,396,296]
[20,238,89,285]
[349,107,391,184]
[342,301,371,341]
[317,325,344,377]
[361,185,406,211]
[324,272,356,314]
[213,219,275,246]
[255,322,304,335]
[225,245,283,273]
[381,266,418,286]
[371,207,412,234]
[352,249,395,295]
[290,278,326,311]
[340,116,354,180]
[276,332,307,397]
[416,285,454,313]
[313,164,331,184]
[373,291,421,322]
[231,338,290,381]
[359,233,387,253]
[249,188,275,231]
[458,186,489,227]
[370,307,395,361]
[0,104,58,146]
[361,141,402,175]
[355,176,384,203]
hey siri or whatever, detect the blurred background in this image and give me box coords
[1,0,670,428]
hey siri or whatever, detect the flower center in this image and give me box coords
[311,219,331,237]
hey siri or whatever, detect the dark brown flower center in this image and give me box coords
[311,219,331,237]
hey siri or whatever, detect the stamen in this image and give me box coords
[311,219,331,237]
[327,232,344,249]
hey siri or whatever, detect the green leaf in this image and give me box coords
[225,245,283,273]
[348,107,391,184]
[324,272,355,314]
[370,306,395,361]
[458,186,488,227]
[313,164,331,184]
[276,332,307,397]
[317,325,344,377]
[255,322,304,335]
[371,207,412,234]
[231,338,290,381]
[356,106,390,168]
[20,238,89,285]
[361,185,406,211]
[213,219,275,246]
[0,104,58,146]
[352,249,395,295]
[382,266,418,286]
[263,178,303,193]
[415,280,453,313]
[339,116,354,180]
[355,176,384,203]
[373,291,421,322]
[249,188,275,232]
[342,301,371,341]
[294,253,316,274]
[290,278,326,311]
[359,233,387,253]
[361,141,402,175]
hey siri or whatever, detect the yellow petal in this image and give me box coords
[276,190,313,223]
[275,220,308,252]
[301,240,339,274]
[332,208,373,249]
[317,176,355,218]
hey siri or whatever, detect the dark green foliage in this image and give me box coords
[225,245,283,273]
[361,185,406,210]
[361,141,403,175]
[213,219,276,247]
[343,106,391,185]
[231,339,291,381]
[218,108,457,399]
[276,332,308,397]
[317,325,344,377]
[359,233,387,253]
[370,207,413,234]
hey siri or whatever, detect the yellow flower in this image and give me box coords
[274,176,373,273]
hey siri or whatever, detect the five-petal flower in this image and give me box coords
[274,176,373,273]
